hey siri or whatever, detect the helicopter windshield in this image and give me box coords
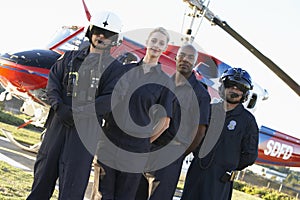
[46,26,87,53]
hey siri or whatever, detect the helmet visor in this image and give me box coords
[91,26,118,39]
[223,79,249,93]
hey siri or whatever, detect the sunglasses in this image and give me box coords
[91,26,117,39]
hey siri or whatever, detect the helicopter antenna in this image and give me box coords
[186,6,198,42]
[183,0,300,96]
[182,0,210,44]
[194,0,210,38]
[181,7,188,34]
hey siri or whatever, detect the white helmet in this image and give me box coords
[90,11,122,33]
[86,11,122,44]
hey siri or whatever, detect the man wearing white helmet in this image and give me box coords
[27,11,124,200]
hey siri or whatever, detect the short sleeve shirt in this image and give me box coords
[154,72,211,146]
[104,60,174,151]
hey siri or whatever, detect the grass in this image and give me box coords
[232,190,262,200]
[0,122,41,146]
[0,109,42,131]
[178,177,262,200]
[0,161,33,199]
[0,161,58,200]
[0,110,43,146]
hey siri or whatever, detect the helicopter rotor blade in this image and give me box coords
[184,0,300,96]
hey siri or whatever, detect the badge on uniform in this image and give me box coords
[227,120,236,131]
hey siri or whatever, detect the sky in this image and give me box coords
[0,0,299,139]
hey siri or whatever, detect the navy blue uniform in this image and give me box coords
[135,72,211,200]
[96,60,174,200]
[27,47,124,200]
[181,102,259,200]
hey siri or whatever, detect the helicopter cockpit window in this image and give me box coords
[46,26,86,53]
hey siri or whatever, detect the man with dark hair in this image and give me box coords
[181,67,259,200]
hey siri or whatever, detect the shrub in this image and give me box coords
[233,181,294,200]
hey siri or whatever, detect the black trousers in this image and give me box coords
[135,155,185,200]
[27,116,93,200]
[98,162,142,200]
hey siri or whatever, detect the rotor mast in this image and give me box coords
[183,0,300,96]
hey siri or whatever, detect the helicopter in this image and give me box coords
[0,0,299,167]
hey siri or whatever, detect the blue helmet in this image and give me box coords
[220,68,253,102]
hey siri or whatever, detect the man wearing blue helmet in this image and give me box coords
[219,67,253,103]
[181,67,259,200]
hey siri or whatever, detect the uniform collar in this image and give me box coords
[226,103,244,116]
[172,71,198,88]
[78,46,90,60]
[187,72,199,87]
[137,58,162,74]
